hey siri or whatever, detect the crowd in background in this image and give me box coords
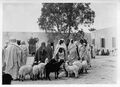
[2,36,96,84]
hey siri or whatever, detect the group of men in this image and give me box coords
[2,37,95,81]
[34,38,94,68]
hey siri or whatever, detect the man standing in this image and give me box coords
[20,41,29,65]
[4,37,23,80]
[34,42,47,63]
[2,40,9,71]
[46,42,53,62]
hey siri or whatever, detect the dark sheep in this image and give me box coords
[45,59,64,80]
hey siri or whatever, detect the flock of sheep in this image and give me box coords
[18,58,88,81]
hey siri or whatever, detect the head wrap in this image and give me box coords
[53,39,67,59]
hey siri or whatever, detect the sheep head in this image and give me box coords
[45,58,49,64]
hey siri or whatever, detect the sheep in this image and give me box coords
[32,58,49,80]
[73,60,82,74]
[45,59,64,80]
[81,59,88,73]
[65,61,79,78]
[18,65,33,81]
[32,65,39,80]
[38,58,49,79]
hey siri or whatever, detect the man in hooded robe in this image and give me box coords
[91,45,95,58]
[34,42,47,63]
[78,39,84,59]
[86,44,92,67]
[4,37,23,80]
[46,42,53,62]
[53,39,67,61]
[80,41,91,67]
[68,39,79,64]
[20,41,29,65]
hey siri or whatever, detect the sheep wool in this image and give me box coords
[65,62,79,78]
[81,60,88,73]
[32,65,39,76]
[73,60,82,70]
[19,65,33,81]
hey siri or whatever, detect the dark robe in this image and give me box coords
[46,43,53,62]
[34,42,47,63]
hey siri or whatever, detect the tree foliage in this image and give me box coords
[38,3,95,41]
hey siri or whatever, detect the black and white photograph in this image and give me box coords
[1,0,120,85]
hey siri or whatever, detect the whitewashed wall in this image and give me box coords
[91,27,117,50]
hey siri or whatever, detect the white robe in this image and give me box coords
[20,45,29,65]
[4,43,23,79]
[68,42,78,63]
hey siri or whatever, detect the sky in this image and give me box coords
[2,1,118,32]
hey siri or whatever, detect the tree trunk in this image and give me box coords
[67,26,71,39]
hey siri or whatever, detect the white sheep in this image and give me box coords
[58,71,66,78]
[18,65,33,81]
[73,60,82,73]
[32,65,40,80]
[32,58,49,80]
[65,61,79,78]
[81,60,88,73]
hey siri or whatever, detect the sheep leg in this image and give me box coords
[43,69,46,79]
[78,69,81,74]
[21,75,24,81]
[39,73,41,80]
[83,68,86,74]
[46,72,50,80]
[68,72,70,77]
[37,73,40,80]
[57,71,59,79]
[34,75,36,80]
[74,71,78,78]
[80,68,83,74]
[41,73,43,80]
[18,75,21,81]
[65,71,68,77]
[55,72,57,79]
[30,73,33,80]
[36,74,38,80]
[45,72,48,80]
[41,70,44,80]
[40,73,43,80]
[47,72,51,80]
[63,64,68,77]
[85,69,88,73]
[33,75,35,80]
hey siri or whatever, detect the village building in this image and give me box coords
[91,27,117,55]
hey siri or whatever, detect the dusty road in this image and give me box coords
[12,56,117,84]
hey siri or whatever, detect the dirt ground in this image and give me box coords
[11,56,117,84]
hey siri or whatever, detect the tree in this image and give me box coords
[72,29,85,41]
[38,3,95,41]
